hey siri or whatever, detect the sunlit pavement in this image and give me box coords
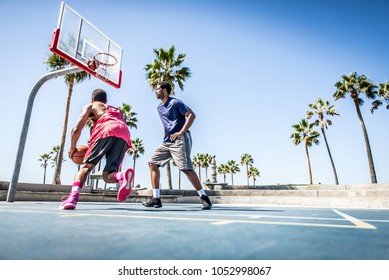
[1,201,388,260]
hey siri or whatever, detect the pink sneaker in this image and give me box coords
[59,193,79,210]
[117,168,134,202]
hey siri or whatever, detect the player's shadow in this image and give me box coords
[103,206,285,212]
[106,207,203,212]
[208,207,285,212]
[82,203,285,212]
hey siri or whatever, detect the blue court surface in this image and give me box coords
[0,201,388,260]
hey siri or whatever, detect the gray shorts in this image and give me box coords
[149,132,193,170]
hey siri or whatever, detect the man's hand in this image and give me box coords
[68,146,76,159]
[169,131,183,142]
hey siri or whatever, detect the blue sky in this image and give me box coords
[1,0,388,189]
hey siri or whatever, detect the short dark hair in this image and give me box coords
[92,89,107,103]
[158,81,172,95]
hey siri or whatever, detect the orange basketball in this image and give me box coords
[71,145,88,164]
[87,59,97,70]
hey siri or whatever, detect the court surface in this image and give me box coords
[0,201,388,260]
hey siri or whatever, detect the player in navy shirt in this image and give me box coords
[144,81,212,210]
[158,97,190,143]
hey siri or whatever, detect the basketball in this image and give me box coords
[87,59,97,70]
[71,145,88,165]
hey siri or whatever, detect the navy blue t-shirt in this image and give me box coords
[157,97,190,143]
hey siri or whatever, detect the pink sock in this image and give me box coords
[113,172,123,182]
[71,182,83,193]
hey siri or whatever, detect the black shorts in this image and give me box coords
[84,136,128,173]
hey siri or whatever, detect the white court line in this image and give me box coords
[333,209,377,229]
[0,207,377,230]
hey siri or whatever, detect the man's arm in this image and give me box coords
[68,103,92,158]
[169,109,196,141]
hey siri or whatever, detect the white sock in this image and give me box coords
[153,189,160,198]
[71,186,81,193]
[197,189,206,197]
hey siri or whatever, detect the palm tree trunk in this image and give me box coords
[231,174,234,186]
[305,144,313,184]
[166,161,173,190]
[43,167,47,184]
[246,164,249,186]
[321,127,339,184]
[178,169,181,190]
[132,157,137,188]
[353,100,377,183]
[52,77,74,184]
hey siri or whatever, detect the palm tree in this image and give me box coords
[248,165,260,186]
[217,164,229,184]
[201,153,213,180]
[144,45,191,189]
[227,160,240,186]
[333,72,379,183]
[38,153,52,184]
[306,98,340,184]
[377,81,389,110]
[145,45,191,94]
[46,53,90,185]
[192,153,203,183]
[240,153,254,186]
[50,145,61,168]
[291,119,320,185]
[119,103,138,129]
[127,138,144,188]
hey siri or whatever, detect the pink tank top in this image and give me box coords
[89,105,132,149]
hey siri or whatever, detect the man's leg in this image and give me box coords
[59,163,94,210]
[143,144,171,208]
[73,164,93,183]
[142,163,162,208]
[182,169,212,210]
[103,170,132,184]
[170,132,212,210]
[182,169,202,191]
[149,163,160,189]
[102,138,134,202]
[111,168,134,202]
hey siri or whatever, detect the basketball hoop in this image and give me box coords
[87,52,118,71]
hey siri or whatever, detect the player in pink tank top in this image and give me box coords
[86,104,131,158]
[59,89,134,210]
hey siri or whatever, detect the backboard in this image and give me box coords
[50,2,123,88]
